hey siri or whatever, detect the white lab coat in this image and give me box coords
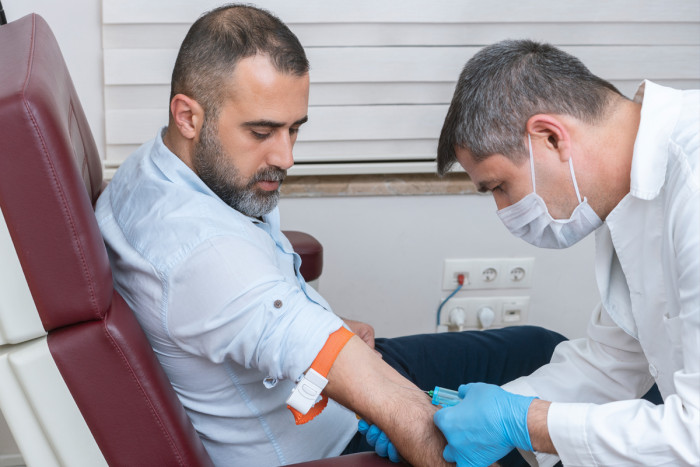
[503,81,700,466]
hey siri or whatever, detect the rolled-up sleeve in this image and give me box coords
[165,234,344,382]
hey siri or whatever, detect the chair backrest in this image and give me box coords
[0,13,212,466]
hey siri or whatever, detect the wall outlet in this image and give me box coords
[442,258,534,290]
[437,296,530,331]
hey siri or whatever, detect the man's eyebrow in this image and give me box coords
[242,115,308,128]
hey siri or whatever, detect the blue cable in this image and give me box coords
[436,282,463,327]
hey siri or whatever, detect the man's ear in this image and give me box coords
[170,94,204,140]
[526,114,572,162]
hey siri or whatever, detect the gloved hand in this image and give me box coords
[357,419,401,463]
[433,382,536,467]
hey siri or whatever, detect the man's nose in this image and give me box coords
[269,132,295,170]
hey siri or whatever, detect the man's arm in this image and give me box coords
[341,318,376,350]
[325,335,449,467]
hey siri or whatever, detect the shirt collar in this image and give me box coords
[151,127,214,196]
[630,80,683,200]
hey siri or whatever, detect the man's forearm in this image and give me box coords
[527,399,556,454]
[325,335,449,467]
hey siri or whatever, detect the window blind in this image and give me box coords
[102,0,700,177]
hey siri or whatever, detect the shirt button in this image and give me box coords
[649,363,658,379]
[263,377,278,389]
[274,300,283,309]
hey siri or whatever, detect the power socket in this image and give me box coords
[437,296,530,331]
[442,258,534,290]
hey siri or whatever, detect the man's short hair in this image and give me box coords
[170,3,309,119]
[437,39,622,175]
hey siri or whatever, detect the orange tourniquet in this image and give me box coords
[288,326,354,425]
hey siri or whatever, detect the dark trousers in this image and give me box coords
[342,325,567,466]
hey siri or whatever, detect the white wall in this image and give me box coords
[280,195,598,339]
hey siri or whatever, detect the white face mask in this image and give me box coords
[497,135,602,249]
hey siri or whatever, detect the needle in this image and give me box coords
[399,385,433,396]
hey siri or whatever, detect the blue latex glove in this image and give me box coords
[357,419,401,463]
[433,383,536,467]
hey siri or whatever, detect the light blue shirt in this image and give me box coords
[96,129,357,465]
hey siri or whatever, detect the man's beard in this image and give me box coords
[192,121,286,218]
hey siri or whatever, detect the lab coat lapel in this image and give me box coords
[595,222,638,339]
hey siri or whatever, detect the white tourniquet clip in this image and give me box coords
[286,368,328,415]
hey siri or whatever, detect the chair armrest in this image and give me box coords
[288,452,397,466]
[283,230,323,282]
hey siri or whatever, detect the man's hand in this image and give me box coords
[342,318,376,350]
[433,383,536,466]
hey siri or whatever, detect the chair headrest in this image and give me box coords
[0,14,112,330]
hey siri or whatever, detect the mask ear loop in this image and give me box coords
[527,134,537,194]
[530,133,584,204]
[568,157,583,203]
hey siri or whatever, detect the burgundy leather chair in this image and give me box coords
[0,13,390,467]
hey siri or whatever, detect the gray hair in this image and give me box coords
[437,40,622,175]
